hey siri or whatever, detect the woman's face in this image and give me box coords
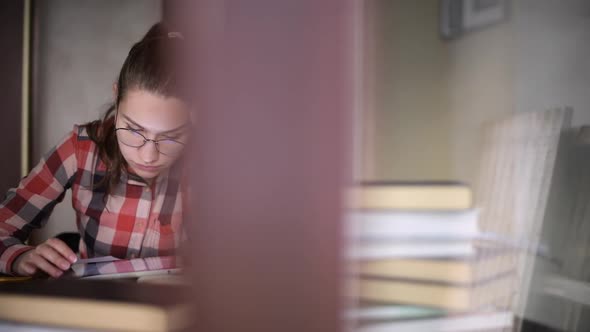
[115,89,190,181]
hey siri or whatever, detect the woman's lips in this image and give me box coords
[134,163,160,172]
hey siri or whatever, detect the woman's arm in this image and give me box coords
[0,128,79,276]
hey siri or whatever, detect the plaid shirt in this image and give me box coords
[0,125,186,274]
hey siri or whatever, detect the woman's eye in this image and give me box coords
[161,133,183,140]
[127,126,142,132]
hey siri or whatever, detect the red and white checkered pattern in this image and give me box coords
[0,125,186,274]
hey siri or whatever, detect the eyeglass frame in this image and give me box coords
[114,127,187,157]
[113,107,190,156]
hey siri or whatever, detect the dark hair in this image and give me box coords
[85,22,185,194]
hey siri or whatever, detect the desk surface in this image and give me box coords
[0,279,192,332]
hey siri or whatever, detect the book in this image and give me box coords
[357,249,515,284]
[350,241,476,260]
[355,273,514,311]
[351,209,479,239]
[355,310,513,332]
[353,181,472,211]
[345,304,445,321]
[0,279,193,332]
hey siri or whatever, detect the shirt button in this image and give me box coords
[137,221,145,228]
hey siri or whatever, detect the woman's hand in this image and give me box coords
[12,238,78,278]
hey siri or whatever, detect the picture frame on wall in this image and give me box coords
[440,0,508,40]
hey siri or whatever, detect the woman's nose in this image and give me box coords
[138,140,159,164]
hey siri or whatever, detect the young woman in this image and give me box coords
[0,22,190,278]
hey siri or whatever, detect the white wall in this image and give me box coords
[365,0,514,184]
[368,0,453,181]
[31,0,161,243]
[447,21,515,185]
[513,0,590,126]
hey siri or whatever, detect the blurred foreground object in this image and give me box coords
[166,0,356,331]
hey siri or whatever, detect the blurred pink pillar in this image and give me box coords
[167,1,355,331]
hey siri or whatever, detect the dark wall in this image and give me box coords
[0,1,24,195]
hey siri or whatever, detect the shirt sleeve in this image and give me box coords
[0,127,79,274]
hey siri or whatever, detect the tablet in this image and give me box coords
[65,256,181,279]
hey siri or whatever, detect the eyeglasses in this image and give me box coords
[115,128,186,157]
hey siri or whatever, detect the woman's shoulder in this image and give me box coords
[67,123,100,156]
[72,124,92,140]
[48,124,95,152]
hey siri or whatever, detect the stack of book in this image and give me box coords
[347,181,515,332]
